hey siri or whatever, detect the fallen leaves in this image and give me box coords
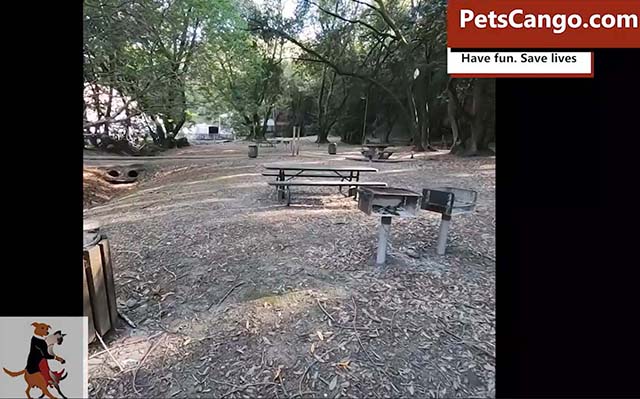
[335,359,351,370]
[85,149,495,399]
[328,375,338,391]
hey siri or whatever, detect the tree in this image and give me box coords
[84,0,494,155]
[447,78,496,156]
[84,0,235,147]
[190,0,291,141]
[248,0,451,150]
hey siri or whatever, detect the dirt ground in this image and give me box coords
[84,138,495,398]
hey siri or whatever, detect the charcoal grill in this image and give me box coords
[358,187,421,218]
[421,187,478,255]
[358,187,422,265]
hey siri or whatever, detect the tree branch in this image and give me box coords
[372,0,408,45]
[253,23,411,125]
[308,0,395,40]
[351,0,379,13]
[84,111,141,129]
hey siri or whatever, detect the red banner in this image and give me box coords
[448,0,640,48]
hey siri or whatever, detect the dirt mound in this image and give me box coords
[83,168,135,208]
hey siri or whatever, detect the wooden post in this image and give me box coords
[84,244,111,336]
[83,221,118,343]
[99,238,118,326]
[83,258,96,343]
[291,126,301,156]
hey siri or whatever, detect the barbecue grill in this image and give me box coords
[358,187,422,265]
[421,187,478,255]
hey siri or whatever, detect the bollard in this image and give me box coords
[248,144,258,158]
[328,142,337,154]
[436,215,451,255]
[376,216,392,265]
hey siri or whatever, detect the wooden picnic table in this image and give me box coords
[361,143,394,160]
[263,164,381,205]
[263,164,378,182]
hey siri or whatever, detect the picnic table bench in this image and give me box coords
[268,180,387,205]
[263,164,383,205]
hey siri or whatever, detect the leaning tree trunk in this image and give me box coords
[407,86,424,151]
[447,78,471,156]
[447,82,461,150]
[258,107,272,140]
[467,79,492,155]
[384,113,399,144]
[316,66,330,144]
[154,118,167,146]
[448,78,494,156]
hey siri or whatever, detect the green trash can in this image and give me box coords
[328,143,337,154]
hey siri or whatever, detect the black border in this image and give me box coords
[1,2,83,317]
[497,48,640,397]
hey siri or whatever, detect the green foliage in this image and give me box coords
[85,0,493,152]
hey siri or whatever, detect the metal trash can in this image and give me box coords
[83,220,118,343]
[248,144,258,158]
[328,143,337,154]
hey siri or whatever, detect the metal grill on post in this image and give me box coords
[358,187,422,265]
[421,187,478,255]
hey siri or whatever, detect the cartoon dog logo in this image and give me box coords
[3,322,69,399]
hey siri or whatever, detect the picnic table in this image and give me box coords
[361,143,394,160]
[262,164,385,205]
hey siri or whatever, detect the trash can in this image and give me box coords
[248,144,258,158]
[83,220,118,343]
[328,143,337,154]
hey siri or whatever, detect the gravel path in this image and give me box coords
[85,141,495,398]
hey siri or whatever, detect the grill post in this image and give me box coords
[376,216,392,265]
[436,215,452,255]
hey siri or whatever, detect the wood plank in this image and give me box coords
[83,258,96,344]
[262,173,355,178]
[99,238,118,326]
[84,245,112,336]
[263,164,378,172]
[268,181,387,187]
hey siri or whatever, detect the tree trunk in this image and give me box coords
[466,79,492,155]
[447,82,460,150]
[407,85,423,151]
[104,86,114,136]
[259,106,272,139]
[316,66,329,144]
[384,113,399,143]
[154,117,166,146]
[448,78,494,156]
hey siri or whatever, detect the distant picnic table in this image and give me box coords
[262,164,385,205]
[361,143,394,160]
